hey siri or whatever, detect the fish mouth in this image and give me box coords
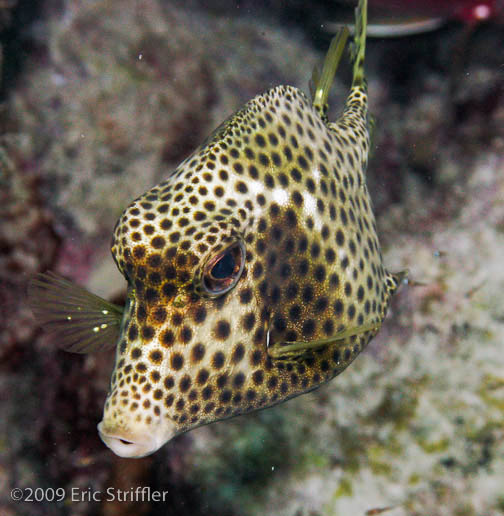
[97,422,165,458]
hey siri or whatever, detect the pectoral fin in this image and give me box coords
[267,321,379,361]
[28,272,124,353]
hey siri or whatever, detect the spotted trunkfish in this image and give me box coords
[29,0,406,458]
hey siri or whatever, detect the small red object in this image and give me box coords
[370,0,497,23]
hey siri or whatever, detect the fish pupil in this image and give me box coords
[202,242,245,297]
[211,252,235,279]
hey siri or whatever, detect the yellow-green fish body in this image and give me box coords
[29,0,404,458]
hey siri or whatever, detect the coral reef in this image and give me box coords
[1,0,503,515]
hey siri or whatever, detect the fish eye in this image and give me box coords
[202,241,245,297]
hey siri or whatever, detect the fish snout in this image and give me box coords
[97,421,171,458]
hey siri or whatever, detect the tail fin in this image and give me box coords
[351,0,368,89]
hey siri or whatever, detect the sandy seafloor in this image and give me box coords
[1,1,503,515]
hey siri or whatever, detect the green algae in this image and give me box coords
[367,444,393,475]
[454,504,477,516]
[417,437,450,454]
[463,421,502,473]
[408,472,421,485]
[302,450,330,470]
[479,373,504,412]
[366,378,425,431]
[331,424,365,474]
[333,476,353,498]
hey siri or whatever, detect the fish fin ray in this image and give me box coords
[27,272,124,353]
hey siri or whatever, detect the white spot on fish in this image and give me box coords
[303,192,323,230]
[303,192,316,215]
[248,180,264,195]
[272,188,288,206]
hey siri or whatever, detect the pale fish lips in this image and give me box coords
[97,420,174,458]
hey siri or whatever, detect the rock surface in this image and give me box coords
[1,1,503,515]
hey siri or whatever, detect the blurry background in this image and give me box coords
[1,1,503,515]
